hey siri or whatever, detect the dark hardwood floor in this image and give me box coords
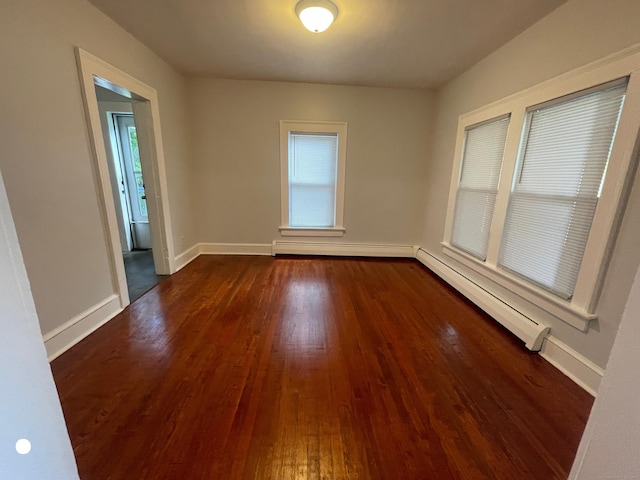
[51,256,593,480]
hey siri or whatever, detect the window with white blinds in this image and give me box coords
[498,83,626,299]
[279,121,347,236]
[451,117,510,260]
[443,66,638,327]
[288,133,338,227]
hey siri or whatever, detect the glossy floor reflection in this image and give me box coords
[281,278,329,355]
[52,256,593,480]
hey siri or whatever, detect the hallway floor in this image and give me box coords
[123,250,167,302]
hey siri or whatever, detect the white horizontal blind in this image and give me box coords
[289,133,338,227]
[499,83,626,299]
[451,117,510,259]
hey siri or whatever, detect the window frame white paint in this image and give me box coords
[442,46,640,331]
[279,120,348,237]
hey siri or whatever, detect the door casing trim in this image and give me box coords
[76,47,176,308]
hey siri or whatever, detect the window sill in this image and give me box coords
[279,227,345,237]
[441,242,596,331]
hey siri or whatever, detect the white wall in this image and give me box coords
[424,0,640,369]
[0,167,78,478]
[188,79,434,245]
[570,262,640,479]
[0,0,195,338]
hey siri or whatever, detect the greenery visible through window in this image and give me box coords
[127,126,147,217]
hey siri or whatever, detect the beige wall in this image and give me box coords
[0,168,78,478]
[0,0,195,336]
[188,78,434,245]
[570,262,640,478]
[424,0,640,368]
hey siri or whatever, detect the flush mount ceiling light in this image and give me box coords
[295,0,339,33]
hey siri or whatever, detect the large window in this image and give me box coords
[451,116,510,260]
[280,121,347,236]
[499,84,626,299]
[443,59,640,330]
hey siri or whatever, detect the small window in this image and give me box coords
[289,133,338,227]
[280,121,347,237]
[451,116,510,260]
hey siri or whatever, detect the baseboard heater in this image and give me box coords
[271,241,416,258]
[415,248,549,351]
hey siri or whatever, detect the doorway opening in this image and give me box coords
[77,48,176,308]
[110,112,166,299]
[95,87,167,302]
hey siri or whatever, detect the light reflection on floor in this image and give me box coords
[129,288,172,360]
[280,278,330,355]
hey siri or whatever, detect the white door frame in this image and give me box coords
[76,48,176,308]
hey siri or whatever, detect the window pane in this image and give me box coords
[517,88,625,197]
[290,185,336,227]
[127,125,146,218]
[128,126,141,173]
[289,133,338,227]
[500,194,597,298]
[451,117,509,260]
[499,83,626,298]
[459,118,509,190]
[452,190,498,259]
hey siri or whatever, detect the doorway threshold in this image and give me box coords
[123,250,167,302]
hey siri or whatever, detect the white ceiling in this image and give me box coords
[88,0,567,89]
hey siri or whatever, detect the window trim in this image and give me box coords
[443,48,640,330]
[279,120,348,236]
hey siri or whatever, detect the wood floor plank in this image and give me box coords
[51,256,593,479]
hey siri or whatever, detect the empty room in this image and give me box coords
[3,0,640,478]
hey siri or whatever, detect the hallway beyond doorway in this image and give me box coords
[123,250,166,302]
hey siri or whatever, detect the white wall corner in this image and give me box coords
[414,248,549,351]
[569,262,640,478]
[199,243,273,256]
[272,241,416,258]
[43,294,122,361]
[174,243,201,271]
[539,335,604,397]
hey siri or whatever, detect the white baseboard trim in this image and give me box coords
[415,248,549,351]
[174,243,273,269]
[176,241,417,263]
[200,242,272,256]
[272,241,416,258]
[174,244,200,271]
[540,335,604,397]
[43,294,122,362]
